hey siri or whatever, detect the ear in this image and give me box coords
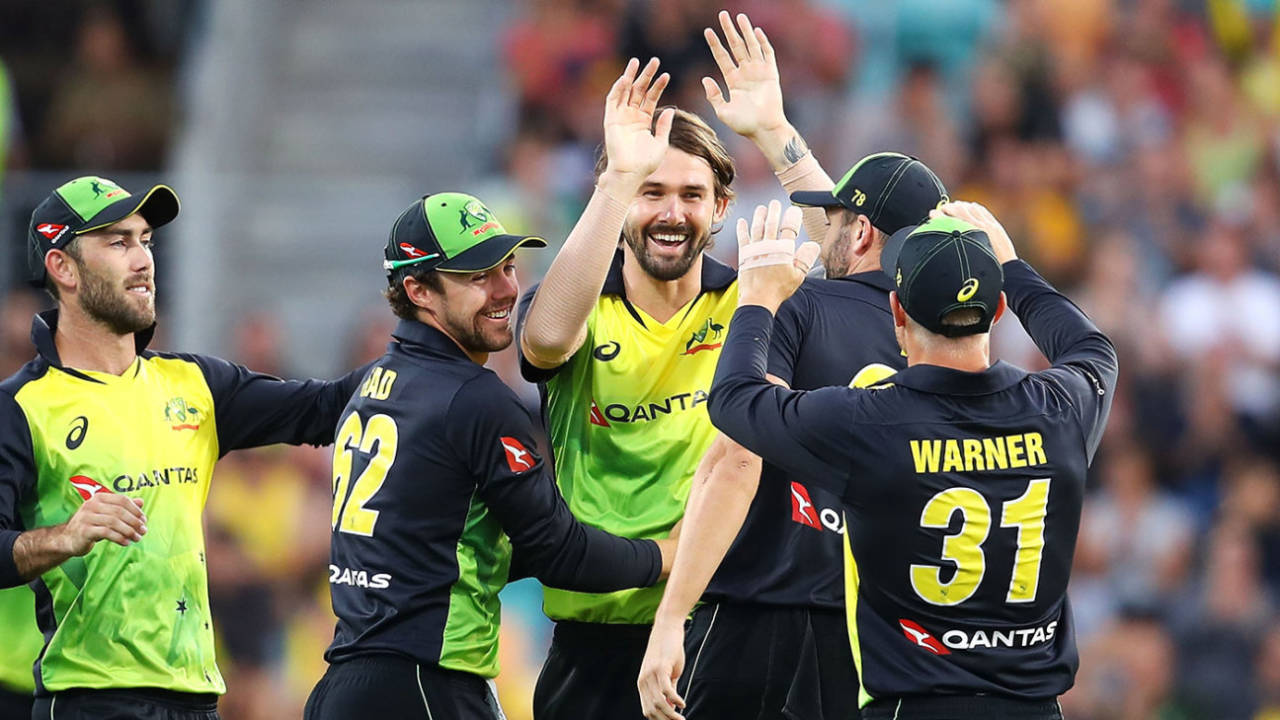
[403,275,442,316]
[712,194,730,224]
[45,249,79,294]
[991,292,1007,326]
[855,212,875,254]
[889,291,908,328]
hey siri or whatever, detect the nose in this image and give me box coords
[129,241,154,273]
[657,195,683,224]
[490,267,518,303]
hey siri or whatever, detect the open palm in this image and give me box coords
[703,11,786,139]
[603,57,674,179]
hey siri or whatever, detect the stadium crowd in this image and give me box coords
[3,1,1280,718]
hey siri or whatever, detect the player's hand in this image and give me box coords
[703,11,787,141]
[60,493,147,555]
[736,200,819,313]
[638,617,688,720]
[601,58,674,188]
[932,201,1017,265]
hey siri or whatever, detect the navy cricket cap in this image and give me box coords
[383,192,545,280]
[790,152,947,234]
[28,176,180,285]
[882,216,1003,338]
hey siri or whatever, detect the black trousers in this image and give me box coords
[29,688,219,720]
[861,696,1063,720]
[533,621,650,720]
[304,654,505,720]
[679,603,860,720]
[0,685,32,720]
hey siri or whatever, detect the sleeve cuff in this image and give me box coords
[0,529,23,589]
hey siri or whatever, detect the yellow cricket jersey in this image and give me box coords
[517,251,738,623]
[0,310,364,695]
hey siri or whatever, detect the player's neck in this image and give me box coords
[621,246,704,324]
[54,303,139,375]
[904,334,991,373]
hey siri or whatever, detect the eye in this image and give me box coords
[643,190,663,199]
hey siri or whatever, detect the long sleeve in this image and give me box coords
[173,353,373,456]
[1004,260,1119,459]
[707,306,854,489]
[0,392,35,588]
[450,376,661,592]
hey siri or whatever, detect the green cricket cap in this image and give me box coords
[28,176,180,285]
[383,192,545,278]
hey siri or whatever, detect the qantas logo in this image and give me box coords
[589,401,610,427]
[36,223,70,243]
[790,482,820,529]
[500,436,535,473]
[788,481,844,533]
[899,619,951,656]
[69,475,113,501]
[399,243,427,258]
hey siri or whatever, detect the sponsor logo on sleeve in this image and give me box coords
[500,436,536,473]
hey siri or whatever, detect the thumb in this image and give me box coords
[653,107,676,144]
[702,77,725,109]
[795,241,821,271]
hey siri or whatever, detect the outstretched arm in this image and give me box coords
[638,434,761,719]
[703,11,832,246]
[521,58,674,369]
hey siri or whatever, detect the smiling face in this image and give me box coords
[66,213,157,335]
[429,257,521,356]
[621,148,729,282]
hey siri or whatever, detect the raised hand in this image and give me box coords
[932,201,1018,264]
[736,200,820,313]
[703,11,786,141]
[602,57,674,183]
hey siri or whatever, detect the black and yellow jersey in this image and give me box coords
[706,270,903,611]
[517,250,737,624]
[323,319,661,678]
[0,310,364,695]
[708,261,1117,704]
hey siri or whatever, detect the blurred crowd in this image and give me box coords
[5,0,1280,719]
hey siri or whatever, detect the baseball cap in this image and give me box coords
[28,176,180,284]
[881,216,1003,338]
[790,152,947,234]
[383,192,545,278]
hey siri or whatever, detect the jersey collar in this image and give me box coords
[833,270,894,294]
[887,360,1027,396]
[391,318,472,362]
[599,248,738,297]
[31,309,156,369]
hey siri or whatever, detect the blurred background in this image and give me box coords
[2,0,1280,718]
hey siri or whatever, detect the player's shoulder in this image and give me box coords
[0,357,50,398]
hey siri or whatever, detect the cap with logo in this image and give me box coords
[790,152,947,234]
[28,176,180,284]
[881,215,1004,338]
[383,192,546,279]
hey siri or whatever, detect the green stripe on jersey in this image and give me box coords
[438,490,512,677]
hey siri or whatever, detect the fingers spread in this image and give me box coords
[763,199,782,243]
[718,10,748,63]
[631,58,662,106]
[704,27,736,75]
[750,204,769,243]
[736,13,762,59]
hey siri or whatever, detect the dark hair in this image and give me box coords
[594,107,736,203]
[384,267,444,320]
[43,237,83,301]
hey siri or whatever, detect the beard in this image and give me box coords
[440,302,514,355]
[622,221,713,282]
[821,222,855,279]
[77,262,155,335]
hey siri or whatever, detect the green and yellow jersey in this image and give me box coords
[0,310,364,695]
[0,585,43,693]
[517,251,737,624]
